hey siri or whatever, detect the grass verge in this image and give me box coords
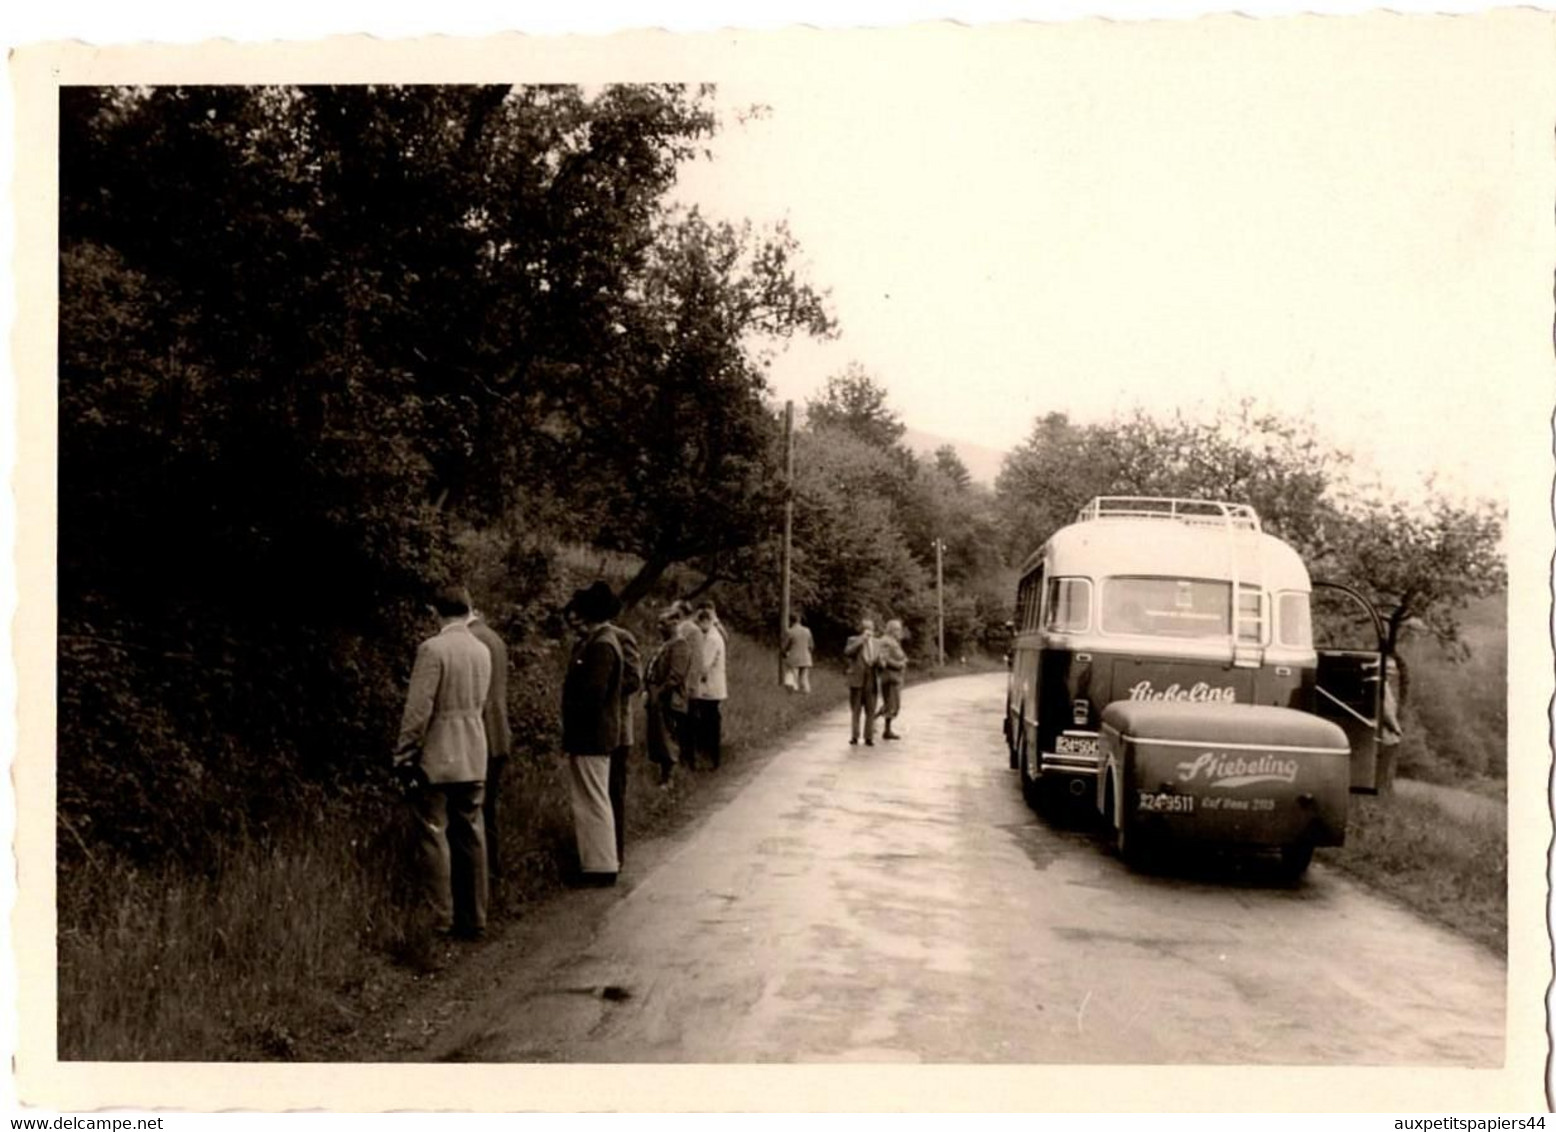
[1317,784,1507,955]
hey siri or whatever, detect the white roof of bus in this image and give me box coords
[1029,517,1312,592]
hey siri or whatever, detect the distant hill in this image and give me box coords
[902,427,1007,487]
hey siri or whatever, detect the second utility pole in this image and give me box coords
[934,537,945,667]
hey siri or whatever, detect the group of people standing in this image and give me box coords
[392,583,911,936]
[559,583,730,887]
[391,580,734,936]
[844,616,909,746]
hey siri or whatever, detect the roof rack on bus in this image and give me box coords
[1074,496,1262,532]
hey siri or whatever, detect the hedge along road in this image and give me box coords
[414,672,1504,1065]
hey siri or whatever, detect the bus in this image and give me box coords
[1003,496,1387,877]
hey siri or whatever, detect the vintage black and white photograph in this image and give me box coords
[11,6,1553,1114]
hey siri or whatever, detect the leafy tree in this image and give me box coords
[996,403,1345,563]
[994,411,1119,561]
[1319,494,1506,700]
[933,444,972,490]
[787,426,930,643]
[805,363,909,454]
[582,209,835,607]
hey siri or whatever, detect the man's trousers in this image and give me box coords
[410,780,488,935]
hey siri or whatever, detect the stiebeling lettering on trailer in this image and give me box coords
[1174,751,1299,787]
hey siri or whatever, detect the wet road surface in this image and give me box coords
[421,673,1505,1065]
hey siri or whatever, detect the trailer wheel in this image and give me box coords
[1111,781,1151,871]
[1277,842,1314,883]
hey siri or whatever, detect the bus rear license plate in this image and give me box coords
[1138,792,1194,813]
[1056,735,1098,756]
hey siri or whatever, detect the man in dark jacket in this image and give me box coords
[645,610,694,786]
[466,603,512,894]
[843,617,881,746]
[561,582,623,885]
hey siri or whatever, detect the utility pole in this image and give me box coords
[934,538,945,667]
[779,400,794,684]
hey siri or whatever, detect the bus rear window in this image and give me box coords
[1101,577,1231,638]
[1044,577,1091,632]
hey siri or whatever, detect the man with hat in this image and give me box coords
[561,581,625,885]
[394,584,493,939]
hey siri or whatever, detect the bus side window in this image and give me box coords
[1277,591,1312,648]
[1044,577,1093,632]
[1029,569,1045,631]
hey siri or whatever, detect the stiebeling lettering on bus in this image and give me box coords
[1174,751,1299,787]
[1126,680,1236,703]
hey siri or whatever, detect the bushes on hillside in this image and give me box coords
[1393,596,1507,783]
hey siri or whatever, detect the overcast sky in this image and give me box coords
[669,16,1549,504]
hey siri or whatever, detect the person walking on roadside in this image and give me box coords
[645,608,695,787]
[561,582,625,886]
[689,601,729,769]
[394,585,493,939]
[782,612,815,694]
[466,602,512,898]
[844,616,881,746]
[876,618,909,740]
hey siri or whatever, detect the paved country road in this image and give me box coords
[405,673,1505,1066]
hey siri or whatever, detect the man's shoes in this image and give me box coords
[849,737,858,745]
[865,738,875,746]
[884,730,900,740]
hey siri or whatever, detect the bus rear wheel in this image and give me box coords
[1018,737,1040,809]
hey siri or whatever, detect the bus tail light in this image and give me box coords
[1073,699,1090,726]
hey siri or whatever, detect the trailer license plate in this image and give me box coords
[1056,735,1098,756]
[1138,792,1194,813]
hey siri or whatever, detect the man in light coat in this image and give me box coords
[782,612,815,694]
[395,585,493,939]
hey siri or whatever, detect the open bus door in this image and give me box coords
[1312,581,1388,795]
